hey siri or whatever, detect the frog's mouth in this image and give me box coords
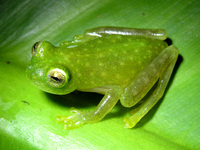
[26,64,47,91]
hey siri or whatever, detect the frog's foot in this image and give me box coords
[57,107,86,130]
[123,107,142,128]
[60,35,84,48]
[60,41,72,47]
[123,116,139,128]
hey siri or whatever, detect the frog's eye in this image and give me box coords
[32,41,42,56]
[48,68,69,88]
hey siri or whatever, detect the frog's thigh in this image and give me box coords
[121,45,178,128]
[84,27,167,40]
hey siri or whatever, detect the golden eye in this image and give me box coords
[48,68,69,88]
[32,41,42,56]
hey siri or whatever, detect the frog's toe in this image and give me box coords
[123,117,138,128]
[56,108,85,130]
[63,116,85,130]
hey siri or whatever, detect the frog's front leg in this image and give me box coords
[83,26,167,41]
[57,87,122,129]
[120,45,178,128]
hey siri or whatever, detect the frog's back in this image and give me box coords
[65,35,168,89]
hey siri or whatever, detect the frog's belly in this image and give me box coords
[78,86,113,94]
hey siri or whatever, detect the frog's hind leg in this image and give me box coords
[120,45,178,128]
[61,27,167,46]
[84,27,167,41]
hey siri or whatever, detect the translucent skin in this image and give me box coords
[26,27,179,129]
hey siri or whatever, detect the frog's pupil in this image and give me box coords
[33,43,37,49]
[32,42,41,56]
[51,76,62,82]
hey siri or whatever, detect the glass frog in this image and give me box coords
[26,27,179,129]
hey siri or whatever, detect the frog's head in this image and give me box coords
[26,41,74,95]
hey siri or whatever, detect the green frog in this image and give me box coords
[26,27,179,129]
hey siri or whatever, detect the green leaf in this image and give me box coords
[0,0,200,149]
